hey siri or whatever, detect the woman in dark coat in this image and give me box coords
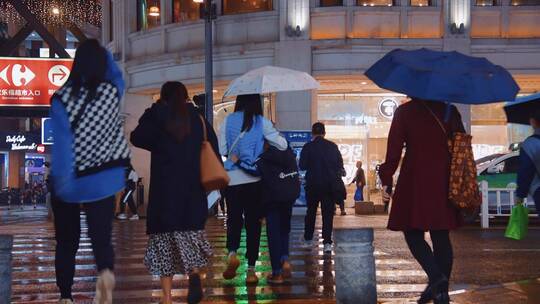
[379,99,465,304]
[131,82,218,304]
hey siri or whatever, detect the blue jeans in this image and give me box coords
[266,202,294,275]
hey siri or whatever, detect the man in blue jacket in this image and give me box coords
[516,109,540,214]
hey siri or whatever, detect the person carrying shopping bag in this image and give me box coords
[351,161,366,202]
[50,39,131,304]
[516,109,540,217]
[257,145,301,284]
[219,94,287,284]
[131,82,217,304]
[379,99,466,304]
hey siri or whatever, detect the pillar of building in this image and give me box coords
[275,0,314,131]
[443,0,472,133]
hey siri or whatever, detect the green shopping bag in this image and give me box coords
[505,204,529,240]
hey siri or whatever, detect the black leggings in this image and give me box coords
[403,230,453,290]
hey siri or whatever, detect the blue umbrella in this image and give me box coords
[365,48,520,104]
[504,93,540,125]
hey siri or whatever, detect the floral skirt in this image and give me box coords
[144,230,212,276]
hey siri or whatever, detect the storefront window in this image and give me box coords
[410,0,432,6]
[510,0,540,5]
[137,0,161,31]
[320,0,344,7]
[357,0,398,6]
[222,0,273,15]
[0,117,50,190]
[471,103,514,159]
[475,0,498,6]
[318,94,405,197]
[173,0,200,22]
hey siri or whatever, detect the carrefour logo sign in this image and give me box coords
[0,64,36,87]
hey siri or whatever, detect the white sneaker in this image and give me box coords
[129,214,139,221]
[58,299,73,304]
[93,269,115,304]
[116,213,127,220]
[323,243,333,254]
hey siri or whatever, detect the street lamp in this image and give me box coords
[196,0,217,125]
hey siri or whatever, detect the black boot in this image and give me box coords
[432,277,450,304]
[187,273,203,304]
[418,277,448,304]
[434,292,450,304]
[417,284,433,304]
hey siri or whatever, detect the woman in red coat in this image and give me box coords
[379,99,465,304]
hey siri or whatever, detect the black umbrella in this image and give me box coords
[504,93,540,125]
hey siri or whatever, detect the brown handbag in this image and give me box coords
[198,115,230,191]
[423,103,482,211]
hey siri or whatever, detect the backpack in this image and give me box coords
[257,147,301,206]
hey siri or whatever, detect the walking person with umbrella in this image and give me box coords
[220,65,319,284]
[219,94,288,284]
[505,94,540,216]
[366,48,520,304]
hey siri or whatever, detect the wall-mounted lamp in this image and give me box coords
[148,6,160,17]
[450,22,465,34]
[285,25,302,37]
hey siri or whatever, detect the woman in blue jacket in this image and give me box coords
[219,94,287,284]
[50,40,130,304]
[517,109,540,213]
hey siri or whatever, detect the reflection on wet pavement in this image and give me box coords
[2,206,430,303]
[3,206,540,303]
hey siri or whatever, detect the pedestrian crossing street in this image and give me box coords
[2,206,428,303]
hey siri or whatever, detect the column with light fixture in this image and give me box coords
[274,0,313,131]
[444,0,472,133]
[194,0,217,124]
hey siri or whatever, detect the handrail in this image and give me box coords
[479,180,538,229]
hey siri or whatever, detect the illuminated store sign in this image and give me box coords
[1,133,40,151]
[378,98,399,120]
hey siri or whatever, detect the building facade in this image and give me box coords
[104,0,540,193]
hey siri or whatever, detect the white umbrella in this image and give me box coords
[223,66,320,97]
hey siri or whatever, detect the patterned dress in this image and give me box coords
[144,231,212,276]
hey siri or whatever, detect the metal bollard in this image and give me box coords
[334,228,377,304]
[0,235,13,303]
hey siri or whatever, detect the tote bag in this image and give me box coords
[199,115,230,191]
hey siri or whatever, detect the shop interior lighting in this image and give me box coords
[51,7,60,15]
[148,6,160,17]
[193,0,204,3]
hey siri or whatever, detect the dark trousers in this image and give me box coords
[534,189,540,216]
[403,230,453,291]
[225,182,262,266]
[266,202,293,275]
[304,197,335,245]
[52,196,115,299]
[120,188,137,215]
